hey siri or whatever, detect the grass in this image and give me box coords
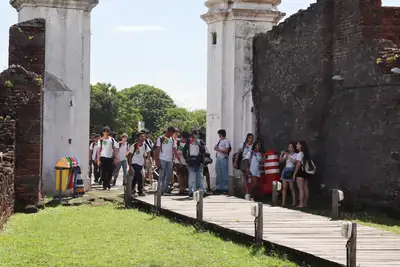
[0,203,296,267]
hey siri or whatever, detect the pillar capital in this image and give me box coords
[10,0,99,12]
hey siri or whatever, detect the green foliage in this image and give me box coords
[119,84,176,133]
[90,82,142,135]
[90,83,206,138]
[4,80,13,89]
[157,108,206,137]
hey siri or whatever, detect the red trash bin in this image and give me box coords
[263,150,280,195]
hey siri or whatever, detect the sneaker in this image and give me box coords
[138,192,146,197]
[245,194,251,201]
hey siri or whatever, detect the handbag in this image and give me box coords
[203,153,213,165]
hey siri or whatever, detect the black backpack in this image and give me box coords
[183,140,205,167]
[232,142,248,169]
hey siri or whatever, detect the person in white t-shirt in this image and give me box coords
[89,134,101,183]
[88,133,96,180]
[113,133,129,186]
[214,129,231,192]
[279,142,298,207]
[183,130,208,199]
[155,126,179,194]
[127,131,151,196]
[243,141,263,200]
[97,126,118,190]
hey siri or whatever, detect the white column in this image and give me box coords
[201,0,284,190]
[11,0,98,194]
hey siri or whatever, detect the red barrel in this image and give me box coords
[263,150,280,194]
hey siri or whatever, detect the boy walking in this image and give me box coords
[97,126,118,190]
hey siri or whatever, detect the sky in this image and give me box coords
[0,0,398,110]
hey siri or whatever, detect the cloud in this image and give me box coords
[114,25,165,33]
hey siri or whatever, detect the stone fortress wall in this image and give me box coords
[0,19,45,228]
[253,0,400,210]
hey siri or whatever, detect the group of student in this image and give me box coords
[231,133,315,208]
[89,126,315,206]
[88,128,153,195]
[88,126,214,199]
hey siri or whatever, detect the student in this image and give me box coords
[88,133,96,180]
[214,129,231,193]
[113,133,129,186]
[127,132,151,196]
[293,141,315,208]
[154,126,179,195]
[244,141,263,200]
[97,126,118,190]
[176,131,189,195]
[144,130,154,184]
[89,134,101,183]
[183,130,207,199]
[279,142,298,207]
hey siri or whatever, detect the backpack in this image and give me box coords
[183,139,205,167]
[119,142,128,149]
[145,139,154,157]
[99,137,115,158]
[232,142,247,169]
[303,160,316,175]
[154,136,173,154]
[216,139,232,157]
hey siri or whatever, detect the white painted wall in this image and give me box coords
[202,0,284,190]
[14,3,96,194]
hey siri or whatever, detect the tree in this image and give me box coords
[90,83,142,135]
[119,84,176,133]
[90,83,119,133]
[158,108,207,136]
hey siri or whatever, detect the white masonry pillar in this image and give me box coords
[10,0,98,194]
[201,0,284,190]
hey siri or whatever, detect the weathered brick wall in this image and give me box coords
[253,0,334,155]
[0,19,45,210]
[0,119,15,229]
[253,0,400,210]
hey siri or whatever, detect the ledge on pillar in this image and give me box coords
[10,0,99,11]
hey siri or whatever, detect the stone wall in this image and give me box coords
[0,119,15,229]
[0,19,45,211]
[253,0,400,210]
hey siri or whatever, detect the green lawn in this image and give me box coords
[0,203,296,267]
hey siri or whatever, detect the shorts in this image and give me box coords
[250,167,260,178]
[280,167,295,181]
[295,168,310,179]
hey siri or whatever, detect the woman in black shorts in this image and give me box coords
[293,141,314,208]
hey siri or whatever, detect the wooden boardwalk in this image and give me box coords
[135,194,400,267]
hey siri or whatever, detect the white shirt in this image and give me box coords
[284,153,298,168]
[156,136,177,162]
[129,143,151,166]
[244,151,262,171]
[238,142,253,158]
[296,151,304,162]
[90,142,98,161]
[98,137,117,158]
[175,140,187,165]
[118,142,129,161]
[216,139,231,158]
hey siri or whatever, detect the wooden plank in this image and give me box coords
[134,194,400,267]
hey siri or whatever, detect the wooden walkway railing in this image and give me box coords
[126,182,400,267]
